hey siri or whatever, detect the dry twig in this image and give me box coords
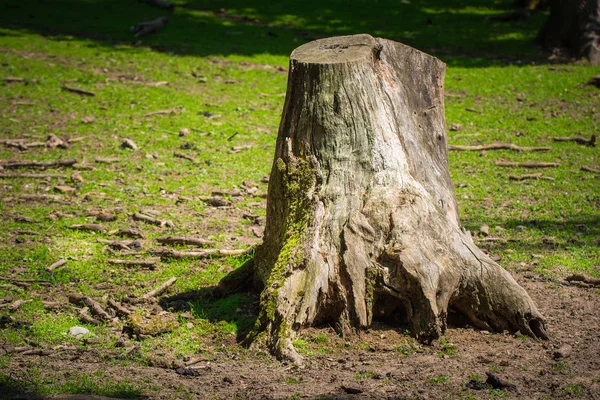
[0,159,77,169]
[142,277,177,299]
[108,259,157,268]
[552,134,596,146]
[156,236,215,247]
[495,160,560,168]
[61,85,96,96]
[581,166,600,174]
[449,143,550,152]
[509,174,554,181]
[152,247,252,260]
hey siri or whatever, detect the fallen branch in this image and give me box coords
[132,212,174,228]
[107,299,132,316]
[449,143,550,152]
[142,277,177,299]
[95,157,119,164]
[0,173,66,179]
[565,274,600,287]
[143,108,177,117]
[173,152,199,163]
[0,159,77,169]
[97,238,133,251]
[552,134,596,147]
[508,174,555,181]
[78,307,100,325]
[2,194,62,202]
[2,77,25,83]
[132,16,169,37]
[46,259,67,272]
[61,85,96,96]
[69,294,112,321]
[156,236,215,247]
[495,160,560,168]
[151,247,252,260]
[108,259,157,269]
[9,299,33,311]
[581,166,600,174]
[118,228,145,239]
[69,224,106,233]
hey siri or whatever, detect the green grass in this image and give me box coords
[0,0,598,396]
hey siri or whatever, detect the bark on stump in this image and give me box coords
[246,34,548,363]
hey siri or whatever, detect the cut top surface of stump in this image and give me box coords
[291,34,376,64]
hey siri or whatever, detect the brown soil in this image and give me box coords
[3,276,600,399]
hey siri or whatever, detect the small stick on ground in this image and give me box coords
[97,238,132,251]
[95,157,119,164]
[108,259,157,269]
[69,224,106,233]
[132,212,174,228]
[107,299,132,316]
[2,77,25,83]
[42,301,61,310]
[152,247,253,260]
[142,277,177,299]
[495,160,560,168]
[143,108,176,117]
[9,299,33,311]
[117,228,145,239]
[2,194,63,202]
[581,166,600,174]
[78,307,100,325]
[0,173,67,179]
[509,174,555,181]
[0,159,77,169]
[449,143,551,152]
[61,85,96,96]
[565,274,600,287]
[173,152,199,163]
[69,294,113,321]
[156,236,215,247]
[552,134,596,146]
[46,259,67,272]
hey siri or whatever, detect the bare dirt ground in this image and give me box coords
[3,276,600,400]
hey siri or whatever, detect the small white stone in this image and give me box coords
[68,326,90,338]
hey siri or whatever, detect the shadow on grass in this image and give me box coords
[161,287,259,343]
[464,214,600,271]
[0,0,549,67]
[0,373,143,400]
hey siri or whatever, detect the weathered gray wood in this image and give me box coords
[244,34,547,363]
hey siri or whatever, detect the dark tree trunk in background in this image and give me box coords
[241,34,548,364]
[538,0,600,64]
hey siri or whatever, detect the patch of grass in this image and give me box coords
[0,371,142,398]
[564,383,585,397]
[283,375,303,384]
[355,371,380,381]
[428,375,449,385]
[291,338,312,357]
[554,361,569,372]
[437,337,457,357]
[488,388,509,399]
[394,338,419,356]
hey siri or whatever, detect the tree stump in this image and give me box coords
[537,0,600,65]
[245,34,548,363]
